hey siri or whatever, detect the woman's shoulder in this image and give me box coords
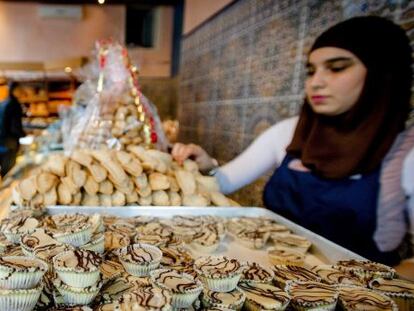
[402,142,414,196]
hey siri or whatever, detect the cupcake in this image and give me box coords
[95,276,135,304]
[334,260,395,281]
[286,281,338,311]
[104,231,130,251]
[50,214,90,228]
[236,229,270,249]
[51,223,93,248]
[33,241,74,265]
[0,256,48,289]
[368,277,414,311]
[270,233,312,254]
[47,306,93,311]
[267,246,305,266]
[338,285,398,311]
[194,256,246,292]
[80,233,105,254]
[311,265,365,287]
[115,285,172,311]
[150,268,203,308]
[108,222,137,238]
[134,233,166,247]
[238,282,290,311]
[116,243,162,277]
[159,246,194,269]
[190,229,220,253]
[54,278,103,306]
[1,216,39,244]
[202,287,246,310]
[0,233,12,254]
[20,229,57,257]
[271,265,321,288]
[53,249,102,288]
[100,260,125,280]
[0,282,43,311]
[240,262,274,284]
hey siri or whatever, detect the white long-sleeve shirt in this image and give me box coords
[215,116,414,252]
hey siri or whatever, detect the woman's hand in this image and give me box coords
[171,143,217,172]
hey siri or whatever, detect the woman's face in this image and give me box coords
[305,47,367,116]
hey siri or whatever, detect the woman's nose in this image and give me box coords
[309,69,327,89]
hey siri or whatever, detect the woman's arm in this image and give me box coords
[403,145,414,247]
[216,117,298,194]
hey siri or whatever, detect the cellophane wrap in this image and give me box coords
[63,40,168,155]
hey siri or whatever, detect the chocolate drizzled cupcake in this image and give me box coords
[272,265,321,288]
[190,229,220,253]
[286,281,338,311]
[240,262,274,284]
[150,268,203,308]
[116,285,172,311]
[1,216,39,244]
[334,260,395,281]
[194,256,246,292]
[0,256,48,289]
[116,243,162,277]
[311,265,365,287]
[369,277,414,311]
[202,287,246,310]
[53,249,102,288]
[338,285,398,311]
[238,282,290,311]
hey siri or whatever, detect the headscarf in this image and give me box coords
[286,16,413,179]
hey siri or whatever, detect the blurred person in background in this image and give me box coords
[0,81,25,176]
[172,16,414,265]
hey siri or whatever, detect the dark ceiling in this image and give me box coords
[0,0,181,5]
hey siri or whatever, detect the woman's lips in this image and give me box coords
[310,95,328,104]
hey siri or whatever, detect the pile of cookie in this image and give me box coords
[75,94,146,151]
[12,146,239,207]
[0,210,412,311]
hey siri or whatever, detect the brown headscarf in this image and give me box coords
[286,16,413,179]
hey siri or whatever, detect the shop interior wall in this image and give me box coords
[0,1,177,120]
[178,0,414,207]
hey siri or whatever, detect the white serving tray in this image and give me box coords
[46,206,365,267]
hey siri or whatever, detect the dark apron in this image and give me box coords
[263,155,400,265]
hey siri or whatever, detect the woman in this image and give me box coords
[0,81,25,176]
[172,16,414,265]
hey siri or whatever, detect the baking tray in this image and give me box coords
[46,206,365,268]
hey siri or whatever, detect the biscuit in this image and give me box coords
[149,173,170,191]
[175,170,196,195]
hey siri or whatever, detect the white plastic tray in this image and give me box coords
[46,206,365,267]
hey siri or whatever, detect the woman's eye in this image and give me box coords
[330,66,346,72]
[306,69,315,76]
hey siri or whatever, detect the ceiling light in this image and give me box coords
[98,0,105,4]
[64,67,72,73]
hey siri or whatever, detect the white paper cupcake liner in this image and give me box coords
[4,232,24,244]
[244,298,289,311]
[0,257,48,289]
[202,288,246,310]
[190,241,220,254]
[117,243,163,277]
[120,259,161,277]
[0,282,43,311]
[150,269,203,308]
[54,281,102,305]
[55,269,101,288]
[199,274,242,293]
[80,235,105,254]
[53,225,93,247]
[170,289,203,308]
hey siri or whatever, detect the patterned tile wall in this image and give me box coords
[178,0,414,206]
